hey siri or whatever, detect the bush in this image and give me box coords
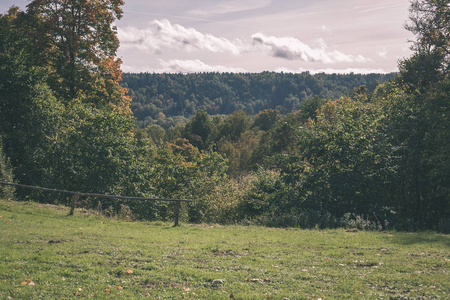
[0,139,15,199]
[339,213,383,231]
[437,218,450,234]
[190,174,254,224]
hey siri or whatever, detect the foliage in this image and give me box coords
[377,80,450,230]
[183,110,215,151]
[0,0,448,231]
[380,0,450,230]
[0,139,15,199]
[236,0,449,231]
[252,109,280,131]
[26,0,130,112]
[244,97,395,227]
[403,0,449,79]
[0,2,144,201]
[122,72,396,127]
[0,9,65,188]
[48,102,145,196]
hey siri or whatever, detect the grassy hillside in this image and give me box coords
[0,199,448,299]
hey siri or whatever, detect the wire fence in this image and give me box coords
[0,181,191,226]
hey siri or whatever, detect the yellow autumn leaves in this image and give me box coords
[103,269,133,293]
[21,279,35,286]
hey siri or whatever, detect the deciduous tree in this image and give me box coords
[26,0,130,112]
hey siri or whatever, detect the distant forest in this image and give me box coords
[121,72,396,128]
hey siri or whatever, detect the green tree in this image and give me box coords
[399,0,449,92]
[183,110,215,151]
[385,0,450,230]
[218,110,251,142]
[146,124,166,145]
[297,96,329,123]
[217,130,260,176]
[1,3,148,207]
[26,0,130,112]
[0,8,64,187]
[274,98,393,221]
[252,109,280,131]
[0,138,15,199]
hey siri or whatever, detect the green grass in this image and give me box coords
[0,199,449,299]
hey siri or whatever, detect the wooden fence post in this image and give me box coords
[69,194,79,216]
[174,200,181,227]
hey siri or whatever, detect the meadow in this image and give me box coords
[0,199,448,299]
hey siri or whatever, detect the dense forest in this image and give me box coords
[0,0,448,232]
[122,72,396,128]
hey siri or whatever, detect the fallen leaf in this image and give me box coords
[118,286,123,290]
[104,288,110,293]
[125,269,133,275]
[212,279,224,286]
[21,281,28,285]
[28,281,36,286]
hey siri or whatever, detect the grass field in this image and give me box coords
[0,199,449,299]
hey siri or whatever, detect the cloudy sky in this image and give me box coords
[1,0,415,74]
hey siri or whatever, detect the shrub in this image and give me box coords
[0,139,15,199]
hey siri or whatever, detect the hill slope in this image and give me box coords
[1,199,448,299]
[121,72,396,127]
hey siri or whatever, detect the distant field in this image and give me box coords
[0,199,448,299]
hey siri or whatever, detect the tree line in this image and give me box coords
[122,72,396,129]
[0,0,448,231]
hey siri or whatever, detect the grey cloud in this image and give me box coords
[251,33,368,63]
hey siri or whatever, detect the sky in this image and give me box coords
[1,0,415,74]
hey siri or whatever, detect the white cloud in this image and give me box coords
[275,66,393,75]
[321,25,333,34]
[118,19,244,55]
[251,33,368,63]
[377,47,388,59]
[156,59,247,73]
